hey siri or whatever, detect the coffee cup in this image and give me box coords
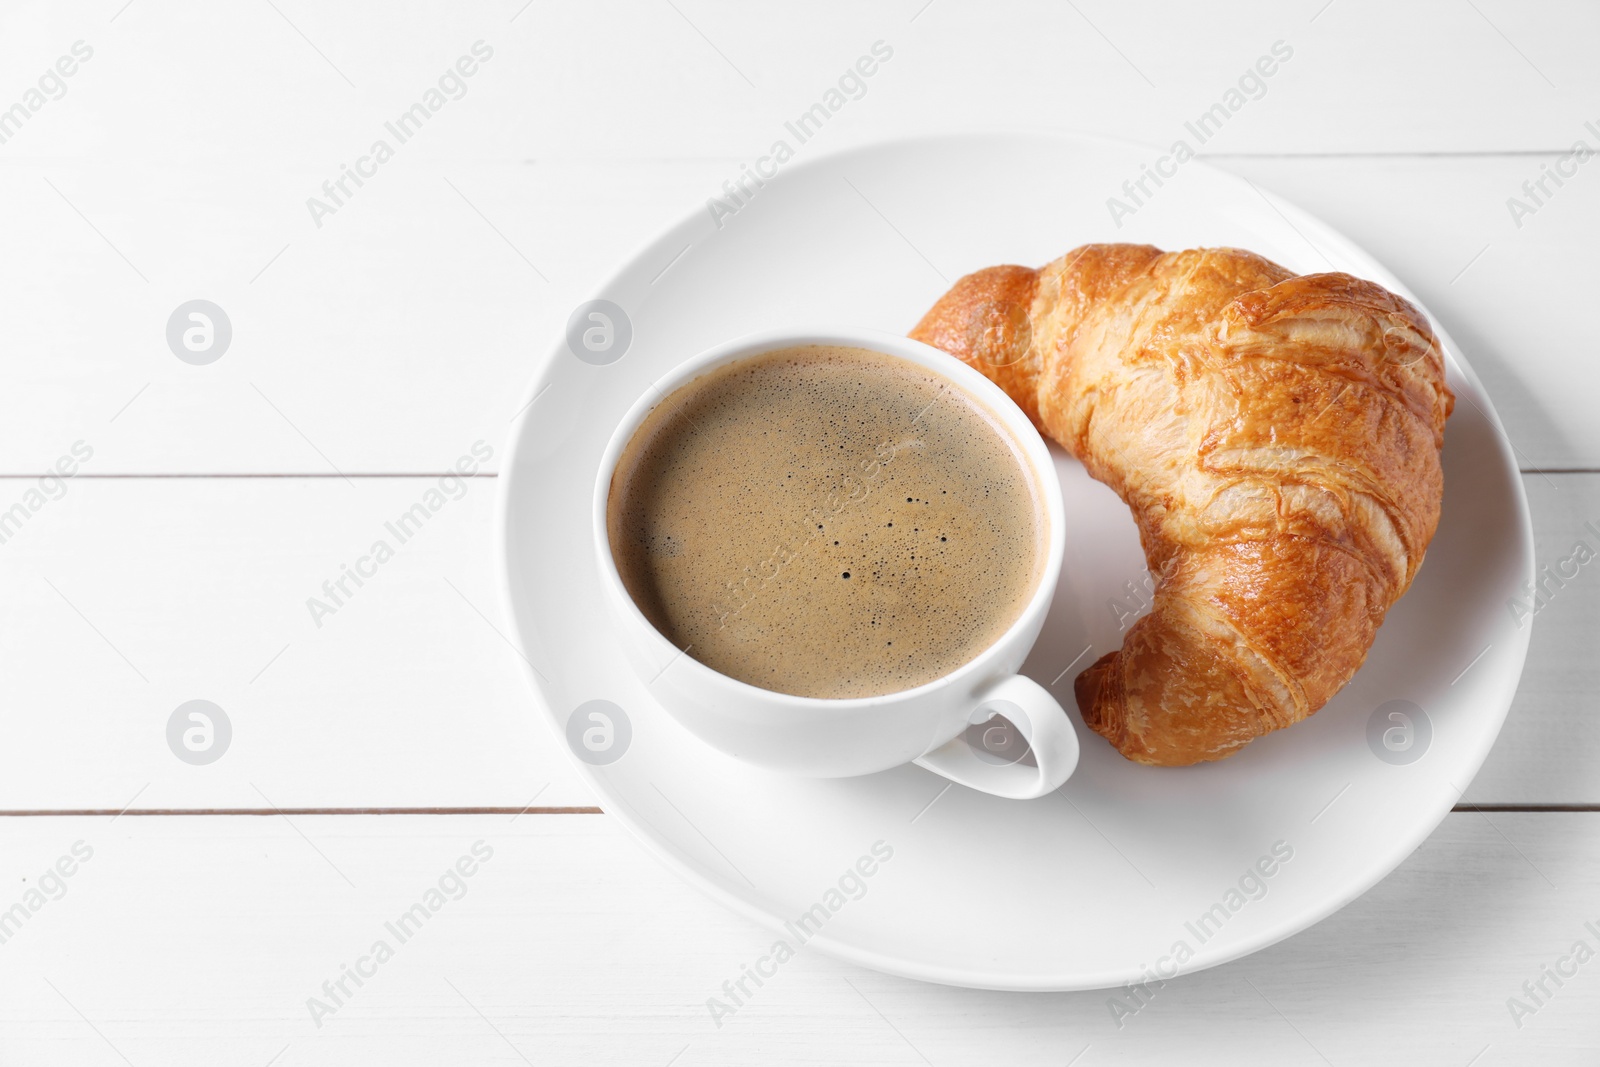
[592,328,1078,799]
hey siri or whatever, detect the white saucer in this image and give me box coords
[497,133,1534,991]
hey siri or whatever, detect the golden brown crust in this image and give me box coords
[908,265,1044,428]
[911,244,1453,766]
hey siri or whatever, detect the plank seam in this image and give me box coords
[0,805,1589,817]
[0,806,606,817]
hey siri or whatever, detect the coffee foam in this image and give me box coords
[608,345,1045,699]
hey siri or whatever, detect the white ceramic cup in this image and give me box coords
[592,328,1078,800]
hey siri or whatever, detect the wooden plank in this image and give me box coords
[2,150,1597,474]
[1471,474,1600,804]
[0,473,1592,809]
[2,0,1595,164]
[0,159,719,478]
[0,475,592,811]
[0,812,1595,1063]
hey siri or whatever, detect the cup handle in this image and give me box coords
[912,674,1080,800]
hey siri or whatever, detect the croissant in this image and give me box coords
[910,245,1453,766]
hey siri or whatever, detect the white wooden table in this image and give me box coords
[2,1,1596,1062]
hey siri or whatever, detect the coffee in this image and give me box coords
[606,345,1046,699]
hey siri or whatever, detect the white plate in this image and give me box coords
[497,133,1534,991]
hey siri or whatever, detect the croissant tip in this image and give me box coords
[1073,651,1119,732]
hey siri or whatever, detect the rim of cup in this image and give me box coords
[590,327,1067,712]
